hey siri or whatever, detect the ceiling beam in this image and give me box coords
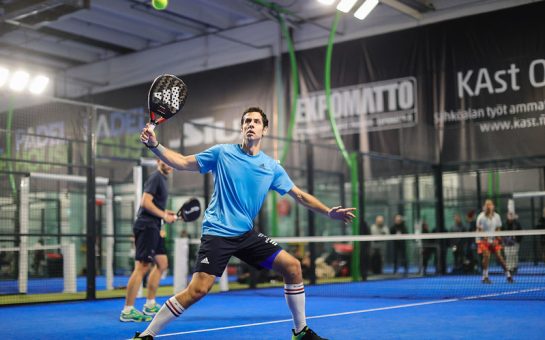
[91,0,204,36]
[158,0,236,30]
[49,17,150,50]
[381,0,423,20]
[39,26,135,53]
[0,52,71,70]
[68,8,177,44]
[1,31,99,63]
[0,41,83,67]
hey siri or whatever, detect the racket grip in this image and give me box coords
[148,123,156,132]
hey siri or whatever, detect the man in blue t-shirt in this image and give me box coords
[134,107,355,340]
[120,159,177,323]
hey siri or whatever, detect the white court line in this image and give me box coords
[144,287,545,338]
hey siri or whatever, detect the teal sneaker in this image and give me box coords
[143,303,161,316]
[120,308,152,322]
[292,326,328,340]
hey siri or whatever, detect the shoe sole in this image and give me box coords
[119,316,151,322]
[142,310,158,316]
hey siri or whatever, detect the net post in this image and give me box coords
[105,185,114,290]
[62,243,77,293]
[306,141,317,285]
[86,105,97,300]
[18,176,30,294]
[174,237,189,293]
[357,152,368,281]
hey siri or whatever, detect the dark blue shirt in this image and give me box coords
[135,170,168,229]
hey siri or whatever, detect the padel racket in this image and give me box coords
[177,198,201,222]
[147,74,188,131]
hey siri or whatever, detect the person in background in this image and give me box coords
[503,212,522,274]
[421,218,438,276]
[32,239,46,276]
[120,159,177,322]
[450,214,467,273]
[370,215,389,274]
[476,199,513,284]
[390,214,408,275]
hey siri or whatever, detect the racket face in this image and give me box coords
[148,74,188,125]
[177,198,201,222]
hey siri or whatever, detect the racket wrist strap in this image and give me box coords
[146,141,160,148]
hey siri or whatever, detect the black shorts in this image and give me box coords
[134,227,166,263]
[194,229,283,277]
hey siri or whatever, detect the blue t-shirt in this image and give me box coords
[195,144,294,237]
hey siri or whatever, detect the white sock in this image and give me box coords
[284,283,306,333]
[506,270,512,278]
[146,299,156,306]
[483,269,488,278]
[141,296,185,337]
[123,305,133,313]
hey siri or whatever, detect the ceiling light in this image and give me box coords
[354,0,379,20]
[0,67,9,87]
[336,0,358,13]
[9,70,30,92]
[29,75,50,95]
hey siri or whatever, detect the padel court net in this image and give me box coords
[175,230,545,301]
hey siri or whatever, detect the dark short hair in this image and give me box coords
[241,107,269,128]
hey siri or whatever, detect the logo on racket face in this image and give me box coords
[153,87,181,112]
[148,74,188,120]
[184,206,200,215]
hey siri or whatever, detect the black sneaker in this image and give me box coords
[482,277,492,284]
[507,276,514,283]
[292,326,328,340]
[132,332,153,340]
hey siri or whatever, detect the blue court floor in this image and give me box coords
[2,277,545,339]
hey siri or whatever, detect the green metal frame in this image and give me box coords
[325,12,361,280]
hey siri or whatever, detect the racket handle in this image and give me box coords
[148,123,156,132]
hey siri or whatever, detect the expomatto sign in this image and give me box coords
[295,76,417,137]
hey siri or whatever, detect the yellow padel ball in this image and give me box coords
[151,0,168,10]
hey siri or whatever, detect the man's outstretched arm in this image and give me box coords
[288,185,356,224]
[140,124,200,172]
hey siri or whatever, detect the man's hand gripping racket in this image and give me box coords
[177,198,201,222]
[141,74,188,147]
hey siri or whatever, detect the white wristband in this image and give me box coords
[151,144,166,156]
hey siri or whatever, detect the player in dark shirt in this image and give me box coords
[120,160,177,322]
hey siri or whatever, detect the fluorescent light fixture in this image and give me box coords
[317,0,336,4]
[336,0,358,13]
[354,0,379,20]
[0,67,9,87]
[9,70,30,91]
[29,75,50,95]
